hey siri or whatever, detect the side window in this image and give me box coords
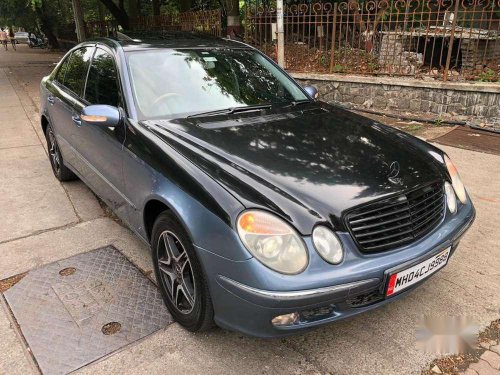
[85,48,120,107]
[63,47,93,97]
[55,53,71,83]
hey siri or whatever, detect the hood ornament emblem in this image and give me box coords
[387,161,403,185]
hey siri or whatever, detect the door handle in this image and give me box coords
[72,115,82,126]
[47,96,55,104]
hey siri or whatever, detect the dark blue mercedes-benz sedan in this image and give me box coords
[40,34,475,337]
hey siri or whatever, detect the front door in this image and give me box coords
[71,47,129,222]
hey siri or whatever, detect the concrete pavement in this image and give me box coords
[0,45,499,375]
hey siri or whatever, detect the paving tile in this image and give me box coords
[0,302,35,375]
[482,351,500,370]
[0,145,78,242]
[469,359,500,375]
[0,217,152,280]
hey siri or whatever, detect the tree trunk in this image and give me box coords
[152,0,160,16]
[42,26,59,48]
[71,0,86,42]
[179,0,192,13]
[98,2,106,22]
[226,0,241,37]
[99,0,129,29]
[128,0,138,19]
[34,2,59,48]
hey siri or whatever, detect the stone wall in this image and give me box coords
[378,34,423,75]
[292,73,500,129]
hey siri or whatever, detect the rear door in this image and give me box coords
[46,52,75,164]
[47,47,94,169]
[72,47,129,221]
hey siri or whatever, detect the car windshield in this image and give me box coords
[126,48,308,119]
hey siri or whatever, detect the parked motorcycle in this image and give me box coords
[28,36,47,49]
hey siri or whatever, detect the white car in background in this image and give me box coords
[14,32,30,44]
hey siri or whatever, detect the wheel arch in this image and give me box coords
[143,198,172,243]
[41,114,49,135]
[142,195,197,246]
[140,190,251,261]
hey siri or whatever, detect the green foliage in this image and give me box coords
[319,53,328,68]
[333,64,344,73]
[477,68,497,83]
[81,0,106,22]
[0,0,37,31]
[0,0,73,33]
[404,123,423,134]
[434,117,444,126]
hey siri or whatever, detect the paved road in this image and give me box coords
[0,45,499,375]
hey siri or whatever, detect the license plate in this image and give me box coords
[386,247,450,297]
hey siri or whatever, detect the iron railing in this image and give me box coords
[129,10,222,36]
[85,20,119,39]
[244,0,500,81]
[81,10,222,41]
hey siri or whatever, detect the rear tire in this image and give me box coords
[45,123,76,181]
[151,211,215,332]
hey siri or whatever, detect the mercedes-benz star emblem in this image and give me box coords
[387,161,403,184]
[388,161,400,179]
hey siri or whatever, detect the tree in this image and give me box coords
[98,0,130,29]
[31,0,63,48]
[226,0,241,36]
[71,0,86,42]
[152,0,161,16]
[0,0,38,32]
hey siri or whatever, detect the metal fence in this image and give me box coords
[244,0,500,81]
[85,20,119,39]
[77,10,222,42]
[129,10,222,36]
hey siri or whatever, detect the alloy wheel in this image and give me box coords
[157,231,196,314]
[47,128,61,174]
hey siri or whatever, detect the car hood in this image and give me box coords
[143,103,446,234]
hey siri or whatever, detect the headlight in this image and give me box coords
[237,210,308,274]
[444,155,467,204]
[445,182,457,214]
[312,226,343,264]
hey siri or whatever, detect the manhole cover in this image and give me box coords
[2,246,173,374]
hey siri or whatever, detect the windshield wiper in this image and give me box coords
[187,104,272,118]
[285,99,313,107]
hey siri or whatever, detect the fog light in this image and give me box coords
[312,226,343,264]
[271,312,300,327]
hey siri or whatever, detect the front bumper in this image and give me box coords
[196,201,475,338]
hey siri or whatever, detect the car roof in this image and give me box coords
[91,32,250,52]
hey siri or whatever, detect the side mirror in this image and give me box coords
[304,86,319,100]
[81,105,121,128]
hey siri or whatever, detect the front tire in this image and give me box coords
[45,124,76,181]
[152,211,214,332]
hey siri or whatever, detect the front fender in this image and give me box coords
[123,120,250,261]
